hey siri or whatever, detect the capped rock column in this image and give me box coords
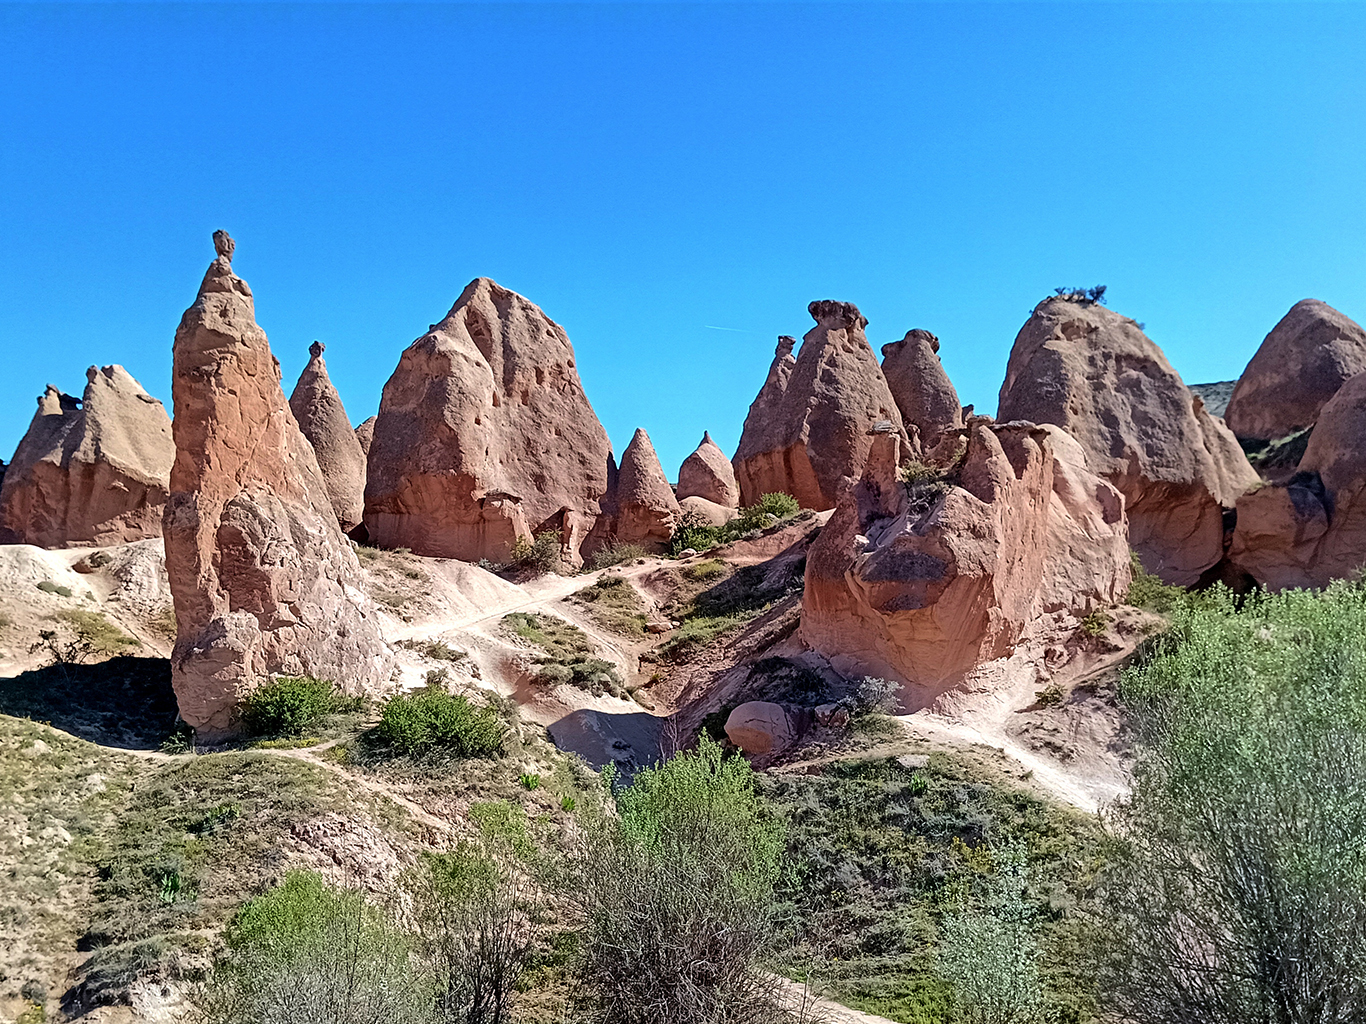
[880,329,964,455]
[734,302,908,511]
[164,233,393,738]
[0,367,173,548]
[364,278,613,565]
[289,341,368,534]
[677,431,739,508]
[613,428,681,551]
[998,296,1258,585]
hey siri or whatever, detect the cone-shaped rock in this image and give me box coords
[364,278,613,565]
[734,302,908,510]
[802,421,1129,705]
[1224,299,1366,441]
[880,329,964,454]
[998,296,1258,586]
[164,233,393,738]
[289,341,367,533]
[677,431,739,508]
[0,366,173,548]
[1231,372,1366,589]
[613,428,681,551]
[355,416,377,460]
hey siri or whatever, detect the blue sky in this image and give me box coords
[2,2,1364,477]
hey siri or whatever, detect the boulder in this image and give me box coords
[724,701,795,755]
[678,495,739,527]
[606,428,680,552]
[0,366,173,548]
[677,431,739,508]
[1230,371,1366,589]
[1224,299,1366,441]
[997,296,1258,585]
[801,420,1130,707]
[164,232,393,739]
[364,277,613,565]
[734,303,908,511]
[880,329,964,454]
[289,341,367,534]
[354,416,377,459]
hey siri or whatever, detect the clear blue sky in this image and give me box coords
[3,3,1365,477]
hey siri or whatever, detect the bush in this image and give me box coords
[568,737,789,1024]
[938,844,1046,1024]
[586,542,647,571]
[850,676,900,715]
[1052,284,1107,305]
[198,871,431,1024]
[502,612,627,699]
[737,492,800,531]
[239,677,352,737]
[375,688,504,758]
[509,531,562,575]
[668,495,802,557]
[1098,581,1366,1022]
[1125,551,1186,614]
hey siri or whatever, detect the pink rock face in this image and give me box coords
[354,416,377,460]
[1224,299,1366,442]
[290,342,367,534]
[0,366,174,549]
[801,421,1130,707]
[1230,371,1366,589]
[611,428,681,552]
[724,701,795,754]
[364,278,613,565]
[677,432,739,508]
[164,235,393,739]
[678,495,738,527]
[880,329,964,453]
[998,297,1258,585]
[734,302,908,511]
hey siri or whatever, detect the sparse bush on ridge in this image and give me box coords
[586,542,647,571]
[502,611,628,699]
[508,531,563,575]
[667,493,803,557]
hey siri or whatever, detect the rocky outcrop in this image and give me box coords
[880,329,963,454]
[1230,372,1366,590]
[677,432,739,508]
[998,297,1258,585]
[734,303,907,511]
[802,420,1130,707]
[289,342,367,534]
[678,495,738,527]
[0,367,174,548]
[355,416,377,460]
[1224,300,1366,441]
[724,701,796,755]
[364,277,613,565]
[164,233,392,739]
[603,428,680,552]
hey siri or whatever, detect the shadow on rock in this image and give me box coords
[0,656,178,749]
[548,708,664,774]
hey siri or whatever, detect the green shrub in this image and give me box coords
[509,531,563,575]
[199,870,430,1024]
[1080,609,1109,637]
[1125,551,1185,614]
[239,677,351,738]
[518,772,541,790]
[681,559,728,582]
[1100,581,1366,1023]
[586,542,647,570]
[36,580,73,598]
[569,738,788,1024]
[502,612,627,699]
[668,495,802,557]
[375,688,504,757]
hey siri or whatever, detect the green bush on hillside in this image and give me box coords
[375,688,504,758]
[239,677,356,738]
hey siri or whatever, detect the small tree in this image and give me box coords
[1097,582,1366,1023]
[198,871,431,1024]
[567,737,789,1024]
[938,844,1045,1024]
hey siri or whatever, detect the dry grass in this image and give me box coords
[568,576,649,637]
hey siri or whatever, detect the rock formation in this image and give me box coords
[598,428,680,552]
[364,277,613,565]
[677,432,739,508]
[997,297,1258,585]
[880,329,964,454]
[289,342,368,535]
[355,416,377,460]
[678,495,739,527]
[734,303,908,511]
[1230,372,1366,590]
[802,420,1130,706]
[725,701,795,755]
[164,232,392,738]
[1224,299,1366,441]
[0,366,174,548]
